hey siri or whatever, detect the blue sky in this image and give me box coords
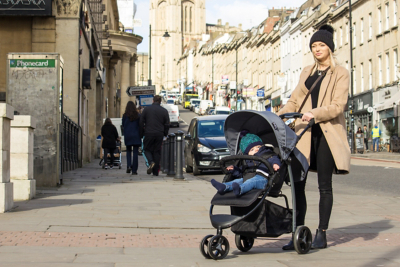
[133,0,306,53]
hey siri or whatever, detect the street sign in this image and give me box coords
[126,85,155,96]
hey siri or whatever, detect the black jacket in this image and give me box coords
[139,102,170,137]
[101,124,119,149]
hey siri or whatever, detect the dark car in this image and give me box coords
[184,115,230,175]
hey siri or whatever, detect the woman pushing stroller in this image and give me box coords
[211,132,281,196]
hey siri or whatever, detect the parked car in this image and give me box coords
[214,106,231,115]
[199,100,214,115]
[194,105,200,114]
[184,115,230,175]
[166,98,175,105]
[189,99,201,111]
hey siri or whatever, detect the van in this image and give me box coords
[189,98,201,111]
[214,106,231,115]
[103,118,125,151]
[199,100,214,115]
[161,103,180,127]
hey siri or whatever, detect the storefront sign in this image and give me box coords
[243,87,255,96]
[257,89,265,97]
[0,0,52,16]
[221,75,229,84]
[272,96,281,107]
[353,91,372,113]
[10,59,55,68]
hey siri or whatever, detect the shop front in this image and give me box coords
[257,87,265,111]
[374,85,400,141]
[352,90,373,135]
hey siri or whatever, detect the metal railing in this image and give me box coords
[61,114,81,177]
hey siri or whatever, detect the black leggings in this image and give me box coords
[294,133,335,230]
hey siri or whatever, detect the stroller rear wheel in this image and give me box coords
[199,235,213,259]
[235,234,254,252]
[207,235,230,260]
[294,226,312,254]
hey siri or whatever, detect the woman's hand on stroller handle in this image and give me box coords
[279,112,303,119]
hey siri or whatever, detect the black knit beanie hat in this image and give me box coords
[309,25,335,52]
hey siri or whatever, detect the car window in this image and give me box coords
[167,100,174,104]
[191,120,197,138]
[216,111,230,114]
[197,120,225,137]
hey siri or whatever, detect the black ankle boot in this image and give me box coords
[311,229,327,249]
[282,239,294,250]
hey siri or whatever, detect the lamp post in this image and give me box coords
[148,24,170,87]
[349,0,355,154]
[235,46,239,111]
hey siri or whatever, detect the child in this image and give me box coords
[211,133,281,196]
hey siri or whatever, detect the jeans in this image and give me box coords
[103,148,114,166]
[373,137,380,151]
[364,138,368,150]
[126,145,139,173]
[143,136,163,175]
[224,174,268,195]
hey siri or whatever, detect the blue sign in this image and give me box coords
[257,89,265,97]
[138,94,154,107]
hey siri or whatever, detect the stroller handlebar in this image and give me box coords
[219,155,275,175]
[278,112,303,119]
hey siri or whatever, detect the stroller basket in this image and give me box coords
[231,199,292,238]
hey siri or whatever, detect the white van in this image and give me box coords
[161,103,180,127]
[214,106,231,115]
[199,100,214,115]
[103,118,125,151]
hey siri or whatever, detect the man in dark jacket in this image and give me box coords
[139,95,170,176]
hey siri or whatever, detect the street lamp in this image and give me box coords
[148,25,170,87]
[349,0,355,154]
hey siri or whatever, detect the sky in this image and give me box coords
[133,0,307,53]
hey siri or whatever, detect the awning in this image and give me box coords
[375,90,400,111]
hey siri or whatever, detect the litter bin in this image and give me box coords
[96,135,102,159]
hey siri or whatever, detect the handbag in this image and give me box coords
[288,67,330,131]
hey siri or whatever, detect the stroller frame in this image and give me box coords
[200,111,314,260]
[99,141,123,169]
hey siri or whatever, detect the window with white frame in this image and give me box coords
[361,63,364,92]
[394,49,398,80]
[346,23,349,43]
[369,59,373,89]
[369,13,373,39]
[353,65,357,94]
[361,18,364,43]
[385,2,390,30]
[340,26,343,46]
[394,0,398,26]
[378,7,382,33]
[353,22,357,47]
[379,55,383,85]
[386,52,390,83]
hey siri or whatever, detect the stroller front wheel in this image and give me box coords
[235,234,254,252]
[207,235,230,260]
[294,226,312,254]
[199,235,213,259]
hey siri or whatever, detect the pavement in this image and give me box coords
[0,152,399,266]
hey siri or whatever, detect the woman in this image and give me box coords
[101,118,119,169]
[277,25,350,249]
[357,127,362,133]
[122,101,141,175]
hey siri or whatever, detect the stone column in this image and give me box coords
[130,56,137,106]
[10,116,36,200]
[0,104,14,212]
[120,52,132,116]
[108,59,118,118]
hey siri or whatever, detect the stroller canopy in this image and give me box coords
[224,110,309,181]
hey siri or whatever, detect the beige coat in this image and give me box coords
[277,64,351,174]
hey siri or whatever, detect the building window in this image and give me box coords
[378,7,382,33]
[386,52,390,83]
[346,23,349,43]
[378,55,382,85]
[369,59,373,89]
[360,18,364,43]
[184,7,187,32]
[369,13,373,39]
[190,7,192,32]
[340,26,343,46]
[353,22,357,47]
[361,63,364,92]
[394,0,398,26]
[385,2,390,30]
[394,49,398,81]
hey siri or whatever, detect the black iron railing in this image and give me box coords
[61,114,81,178]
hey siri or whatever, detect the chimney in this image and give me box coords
[238,23,242,30]
[225,22,229,28]
[218,19,222,25]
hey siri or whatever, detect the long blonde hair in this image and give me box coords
[311,48,338,75]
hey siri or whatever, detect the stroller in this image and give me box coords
[200,110,313,260]
[99,140,122,169]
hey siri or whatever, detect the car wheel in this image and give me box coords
[185,156,193,173]
[193,157,201,176]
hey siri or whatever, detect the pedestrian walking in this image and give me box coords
[363,125,370,151]
[371,124,381,152]
[277,24,350,250]
[101,118,120,170]
[139,95,170,176]
[357,127,362,133]
[122,101,141,175]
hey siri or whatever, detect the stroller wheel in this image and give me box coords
[294,226,312,254]
[119,164,122,169]
[235,234,254,252]
[199,235,213,259]
[207,235,230,260]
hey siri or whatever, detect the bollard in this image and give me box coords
[167,133,176,176]
[174,131,185,180]
[162,136,169,173]
[160,138,165,172]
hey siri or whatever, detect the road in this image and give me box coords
[167,104,400,197]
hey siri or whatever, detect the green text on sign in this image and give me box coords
[10,59,56,68]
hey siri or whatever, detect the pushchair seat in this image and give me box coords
[211,189,264,207]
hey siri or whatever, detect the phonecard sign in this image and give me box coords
[139,95,153,106]
[0,0,52,16]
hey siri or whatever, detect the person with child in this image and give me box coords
[211,132,281,197]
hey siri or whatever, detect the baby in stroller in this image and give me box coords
[211,131,281,196]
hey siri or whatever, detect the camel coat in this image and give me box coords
[277,64,351,174]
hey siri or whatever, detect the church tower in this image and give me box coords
[150,0,206,92]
